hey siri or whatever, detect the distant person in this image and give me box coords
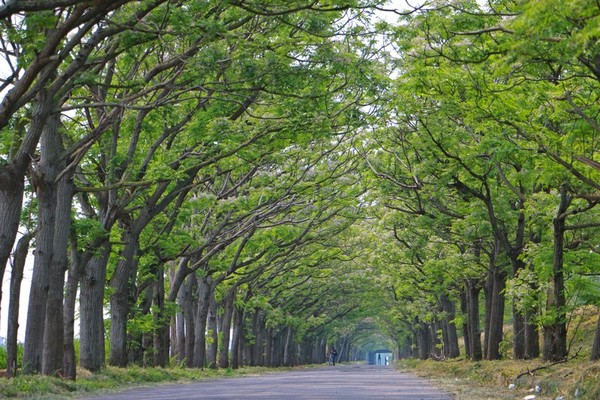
[377,354,381,365]
[329,346,338,366]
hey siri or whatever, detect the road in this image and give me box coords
[78,363,452,399]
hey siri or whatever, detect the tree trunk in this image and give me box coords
[23,213,53,375]
[23,105,61,375]
[6,233,33,377]
[485,263,506,360]
[255,312,269,366]
[460,291,472,359]
[206,290,218,369]
[513,307,525,358]
[230,305,244,369]
[591,311,600,361]
[265,328,273,366]
[218,292,235,368]
[184,274,197,367]
[337,338,347,364]
[397,336,412,359]
[0,174,24,313]
[133,284,153,366]
[431,321,442,359]
[43,164,73,376]
[312,338,321,364]
[80,245,110,371]
[524,309,540,359]
[108,288,129,367]
[183,274,198,367]
[168,262,181,363]
[511,256,527,360]
[417,322,430,360]
[0,114,40,315]
[108,230,141,367]
[243,334,252,366]
[466,279,482,361]
[543,187,569,361]
[249,311,260,366]
[193,275,212,368]
[63,234,82,380]
[153,265,169,367]
[440,295,459,358]
[495,200,528,360]
[283,326,293,366]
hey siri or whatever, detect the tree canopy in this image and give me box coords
[1,0,599,379]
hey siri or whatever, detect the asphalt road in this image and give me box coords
[78,363,452,400]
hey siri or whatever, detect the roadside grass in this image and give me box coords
[400,306,599,400]
[400,358,600,400]
[0,365,274,399]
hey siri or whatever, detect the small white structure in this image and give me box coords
[368,349,393,365]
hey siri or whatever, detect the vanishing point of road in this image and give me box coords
[78,363,452,399]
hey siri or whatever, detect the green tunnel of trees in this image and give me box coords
[0,0,599,379]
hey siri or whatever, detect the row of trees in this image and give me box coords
[366,0,600,363]
[2,0,599,381]
[0,0,399,379]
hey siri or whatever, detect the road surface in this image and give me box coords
[78,363,452,399]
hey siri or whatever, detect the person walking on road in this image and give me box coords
[329,346,338,366]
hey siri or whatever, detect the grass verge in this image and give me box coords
[399,358,600,400]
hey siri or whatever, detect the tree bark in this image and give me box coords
[206,290,218,369]
[466,279,482,361]
[79,244,110,371]
[0,172,24,312]
[513,306,525,358]
[0,103,43,315]
[265,328,273,366]
[169,262,182,363]
[153,265,170,367]
[108,286,131,367]
[7,233,33,377]
[218,292,235,368]
[63,234,81,380]
[192,275,212,368]
[184,273,197,367]
[524,309,540,359]
[133,285,153,365]
[0,170,25,318]
[510,252,529,360]
[230,305,244,369]
[254,312,266,365]
[23,98,60,375]
[108,228,141,367]
[543,186,570,361]
[484,259,506,360]
[283,326,293,366]
[460,291,471,359]
[440,295,459,358]
[43,163,73,376]
[417,322,430,360]
[591,311,600,361]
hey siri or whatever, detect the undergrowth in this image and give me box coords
[398,306,599,400]
[400,357,600,399]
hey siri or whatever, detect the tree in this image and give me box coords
[371,0,600,362]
